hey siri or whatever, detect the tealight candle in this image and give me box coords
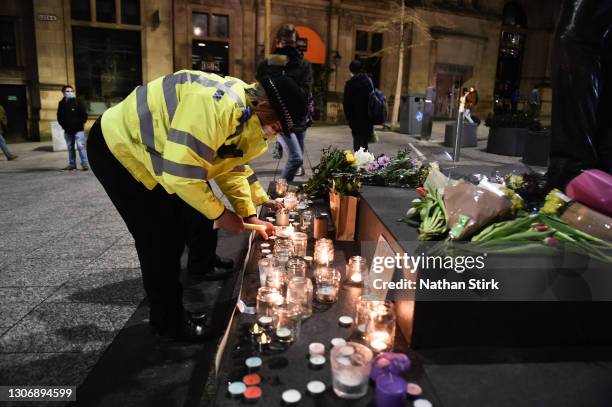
[276,178,287,196]
[309,342,325,356]
[276,327,291,339]
[228,381,247,398]
[330,337,346,348]
[258,316,273,327]
[307,380,326,396]
[245,356,262,370]
[339,315,353,327]
[413,399,433,407]
[281,389,301,405]
[365,302,396,353]
[407,383,423,398]
[309,354,326,368]
[346,256,367,287]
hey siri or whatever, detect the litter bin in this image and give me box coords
[399,94,425,135]
[421,86,436,140]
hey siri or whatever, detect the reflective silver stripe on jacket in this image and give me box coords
[148,150,208,180]
[167,128,216,163]
[161,72,244,123]
[136,85,155,150]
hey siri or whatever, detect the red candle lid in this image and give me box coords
[243,374,261,386]
[244,386,262,400]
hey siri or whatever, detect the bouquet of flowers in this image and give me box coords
[300,147,357,197]
[362,149,429,188]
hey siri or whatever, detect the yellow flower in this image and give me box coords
[507,175,525,190]
[540,189,566,216]
[501,186,525,213]
[344,151,355,163]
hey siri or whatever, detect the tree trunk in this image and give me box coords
[391,2,405,127]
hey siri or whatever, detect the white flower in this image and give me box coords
[352,147,375,170]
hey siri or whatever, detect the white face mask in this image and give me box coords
[64,91,76,99]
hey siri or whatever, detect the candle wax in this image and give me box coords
[351,273,363,282]
[276,327,291,338]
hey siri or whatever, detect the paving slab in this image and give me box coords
[0,287,57,303]
[85,245,140,269]
[0,351,101,386]
[27,237,115,260]
[0,302,136,353]
[0,257,93,286]
[47,269,143,304]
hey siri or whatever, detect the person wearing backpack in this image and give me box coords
[256,24,313,180]
[343,60,375,151]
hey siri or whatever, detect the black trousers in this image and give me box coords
[549,0,612,187]
[86,118,217,328]
[352,128,372,152]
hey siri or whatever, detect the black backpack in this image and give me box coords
[366,76,387,125]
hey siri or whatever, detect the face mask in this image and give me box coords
[64,92,75,99]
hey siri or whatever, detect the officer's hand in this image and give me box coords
[216,210,244,234]
[245,216,275,240]
[262,199,284,212]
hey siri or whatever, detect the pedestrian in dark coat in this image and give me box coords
[343,60,374,151]
[57,85,89,170]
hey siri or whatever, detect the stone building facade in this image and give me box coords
[0,0,559,141]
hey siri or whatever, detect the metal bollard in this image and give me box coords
[453,100,465,162]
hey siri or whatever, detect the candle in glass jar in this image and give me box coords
[276,179,287,196]
[369,331,391,352]
[276,209,289,226]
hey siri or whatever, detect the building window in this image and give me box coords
[192,13,208,37]
[121,0,140,25]
[211,14,229,38]
[191,11,230,76]
[192,12,229,39]
[354,30,383,87]
[71,0,91,21]
[72,27,142,114]
[71,0,140,25]
[96,0,117,23]
[0,20,17,68]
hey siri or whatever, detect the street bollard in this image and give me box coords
[453,99,466,162]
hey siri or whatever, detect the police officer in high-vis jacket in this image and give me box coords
[87,70,306,341]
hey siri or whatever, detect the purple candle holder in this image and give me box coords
[370,352,411,382]
[375,373,407,407]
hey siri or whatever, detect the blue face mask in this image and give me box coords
[64,91,75,99]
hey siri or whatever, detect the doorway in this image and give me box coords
[434,73,463,119]
[0,85,28,141]
[192,40,229,76]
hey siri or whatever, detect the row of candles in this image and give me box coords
[256,231,396,353]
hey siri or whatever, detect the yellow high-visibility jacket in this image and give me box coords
[101,70,271,219]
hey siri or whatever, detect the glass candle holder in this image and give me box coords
[285,257,307,279]
[272,302,302,343]
[276,178,287,196]
[258,257,275,287]
[284,194,298,211]
[346,256,367,286]
[365,301,396,353]
[286,276,313,319]
[273,238,294,266]
[353,296,390,339]
[275,208,290,226]
[300,210,314,232]
[314,238,334,267]
[256,287,283,318]
[290,232,308,257]
[315,267,341,303]
[331,342,374,399]
[265,267,286,294]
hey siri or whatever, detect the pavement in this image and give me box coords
[0,121,534,406]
